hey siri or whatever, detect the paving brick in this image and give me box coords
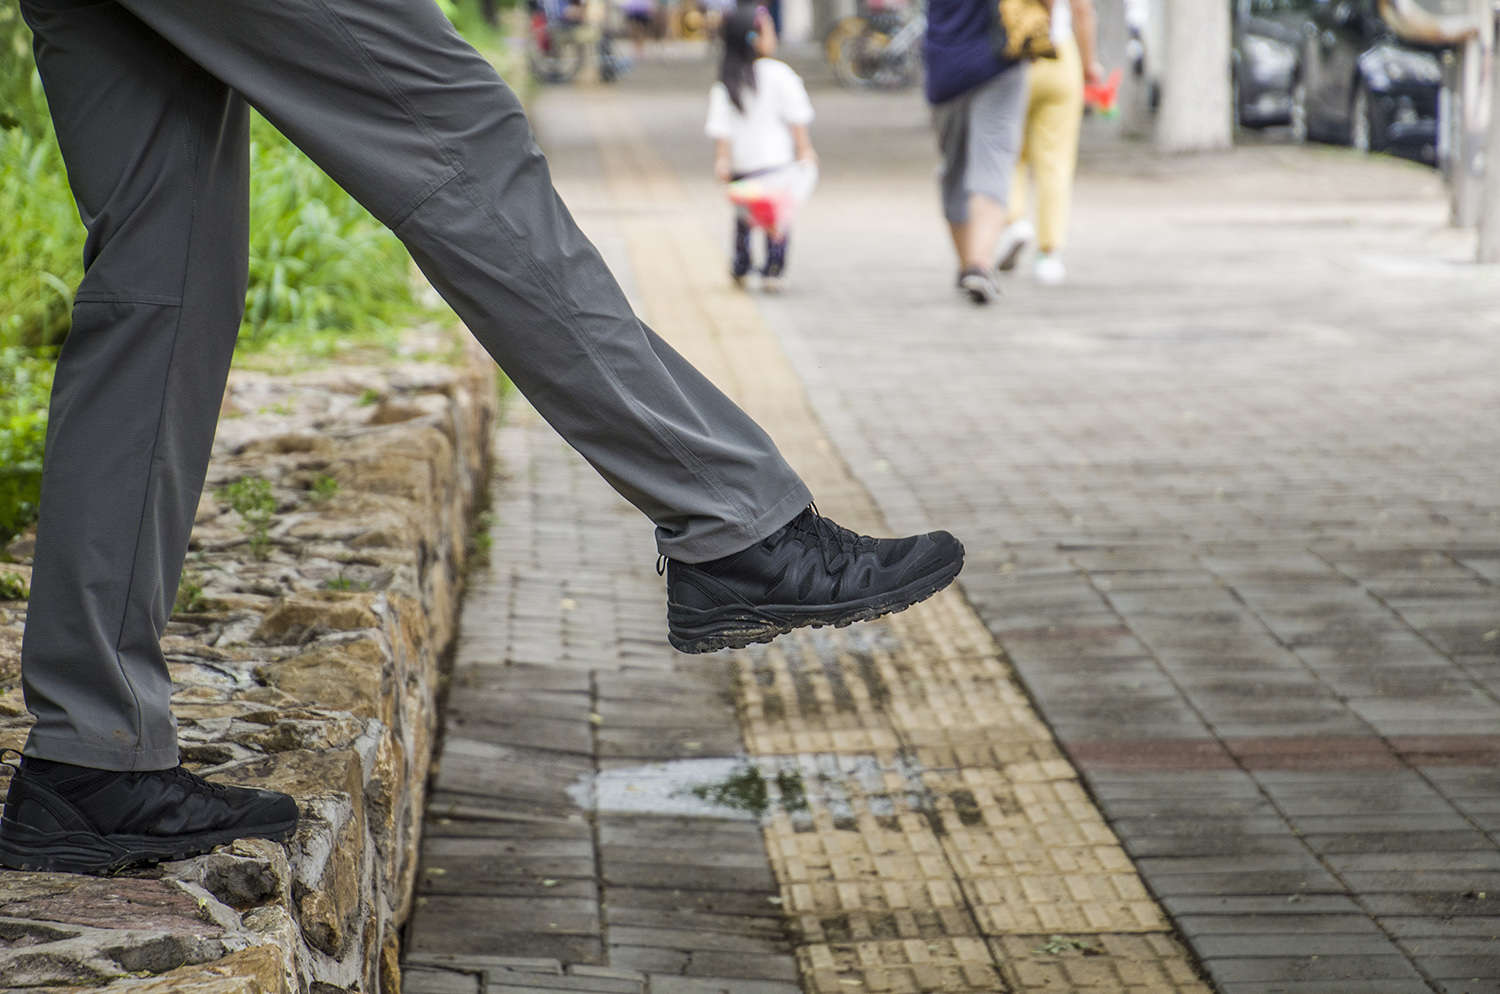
[1215,983,1433,994]
[1173,914,1385,938]
[405,968,482,994]
[645,977,800,994]
[1203,954,1427,983]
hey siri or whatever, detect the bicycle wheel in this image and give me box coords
[529,38,585,83]
[834,31,881,87]
[825,15,865,66]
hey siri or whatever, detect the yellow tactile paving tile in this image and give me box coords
[802,937,1005,994]
[574,91,1212,994]
[991,935,1215,993]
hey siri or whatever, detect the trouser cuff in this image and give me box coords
[659,480,814,564]
[22,733,179,773]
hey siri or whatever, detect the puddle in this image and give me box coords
[569,753,926,822]
[570,757,762,820]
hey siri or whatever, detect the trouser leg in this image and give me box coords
[1008,70,1039,226]
[764,234,789,278]
[18,0,249,769]
[732,214,753,278]
[118,0,811,563]
[1028,40,1084,253]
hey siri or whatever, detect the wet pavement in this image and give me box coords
[405,55,1500,994]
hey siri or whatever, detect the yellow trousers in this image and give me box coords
[1008,39,1084,253]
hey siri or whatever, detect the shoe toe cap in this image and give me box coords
[905,530,964,581]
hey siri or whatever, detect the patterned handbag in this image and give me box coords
[992,0,1057,61]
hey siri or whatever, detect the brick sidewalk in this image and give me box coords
[608,62,1500,994]
[402,74,1213,994]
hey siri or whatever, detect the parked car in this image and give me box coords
[1293,0,1444,164]
[1234,0,1313,127]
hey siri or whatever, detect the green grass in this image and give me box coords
[0,3,511,543]
[216,476,278,560]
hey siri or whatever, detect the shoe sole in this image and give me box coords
[668,549,964,654]
[0,817,299,875]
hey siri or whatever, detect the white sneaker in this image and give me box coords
[1033,253,1066,286]
[996,220,1035,272]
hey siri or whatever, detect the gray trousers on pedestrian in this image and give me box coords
[932,66,1028,224]
[18,0,812,770]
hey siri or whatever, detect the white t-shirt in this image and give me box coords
[705,58,815,175]
[1051,0,1073,46]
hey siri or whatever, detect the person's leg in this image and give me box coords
[732,212,753,281]
[1029,40,1084,255]
[763,233,788,278]
[960,66,1028,269]
[116,0,811,565]
[934,87,975,262]
[18,0,250,771]
[4,0,296,875]
[1007,66,1038,228]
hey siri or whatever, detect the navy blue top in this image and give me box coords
[923,0,1008,104]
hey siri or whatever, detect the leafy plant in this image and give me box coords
[1033,935,1102,957]
[0,349,53,544]
[310,474,340,502]
[216,475,277,559]
[174,571,208,614]
[692,765,769,815]
[0,571,28,601]
[324,573,370,591]
[357,388,381,407]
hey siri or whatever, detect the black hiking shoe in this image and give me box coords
[665,506,964,654]
[0,753,298,875]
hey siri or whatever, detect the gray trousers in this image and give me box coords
[932,66,1028,225]
[18,0,811,770]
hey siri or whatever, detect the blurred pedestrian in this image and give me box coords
[4,0,960,876]
[924,0,1028,305]
[706,4,816,291]
[621,0,656,56]
[998,0,1102,285]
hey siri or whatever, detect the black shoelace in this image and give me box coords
[789,505,876,575]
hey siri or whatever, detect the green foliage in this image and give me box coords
[310,474,340,502]
[691,764,770,815]
[1,6,83,353]
[1033,935,1102,957]
[174,571,208,615]
[0,571,28,601]
[216,476,277,559]
[357,388,381,407]
[0,349,53,543]
[323,573,370,591]
[774,768,808,812]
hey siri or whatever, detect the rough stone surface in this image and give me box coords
[0,330,496,992]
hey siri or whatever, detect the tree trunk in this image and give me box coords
[1156,0,1232,154]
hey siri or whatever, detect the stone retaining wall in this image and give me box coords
[0,332,497,993]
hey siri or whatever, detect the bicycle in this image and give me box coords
[526,0,632,84]
[828,4,925,90]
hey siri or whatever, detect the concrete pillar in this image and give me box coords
[1155,0,1232,154]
